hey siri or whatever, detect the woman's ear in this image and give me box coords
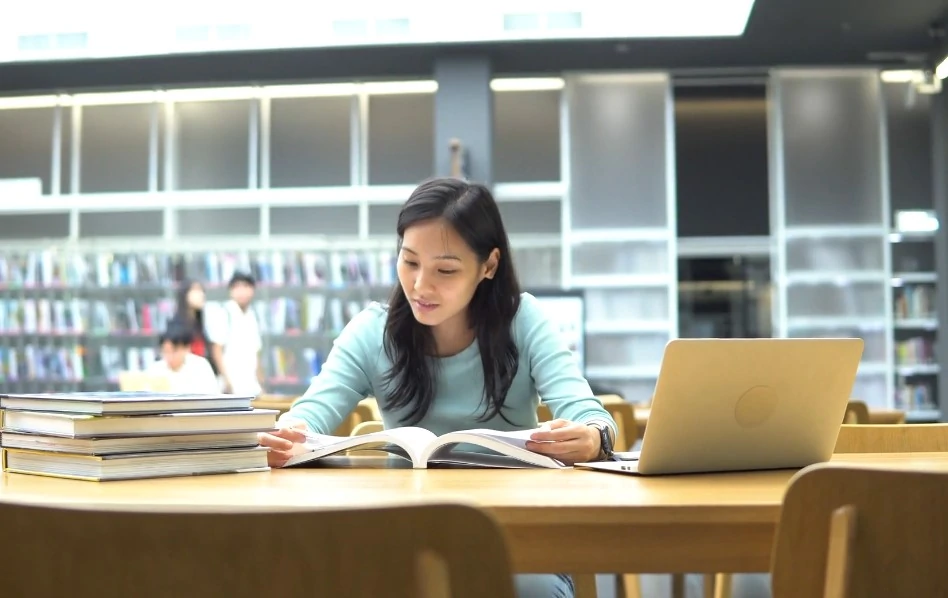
[483,248,501,279]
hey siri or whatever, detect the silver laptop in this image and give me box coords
[578,338,863,476]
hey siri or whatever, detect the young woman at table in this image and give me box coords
[259,177,617,598]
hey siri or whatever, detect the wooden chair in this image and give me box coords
[842,400,870,424]
[0,502,517,598]
[868,409,907,425]
[252,393,297,415]
[835,423,948,453]
[771,464,948,597]
[117,371,171,392]
[351,420,385,436]
[714,423,948,598]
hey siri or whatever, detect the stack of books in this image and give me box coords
[0,391,277,481]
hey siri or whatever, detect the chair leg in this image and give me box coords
[714,573,733,598]
[703,574,716,598]
[573,573,598,598]
[616,574,643,598]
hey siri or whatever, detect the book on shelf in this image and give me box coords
[0,391,255,415]
[283,426,566,470]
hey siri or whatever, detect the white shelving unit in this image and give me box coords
[890,216,940,421]
[769,69,894,409]
[563,73,678,403]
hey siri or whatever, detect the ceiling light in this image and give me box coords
[491,78,565,92]
[879,70,925,83]
[0,95,64,109]
[937,55,948,79]
[895,210,939,233]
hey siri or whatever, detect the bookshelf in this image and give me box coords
[890,226,939,420]
[884,75,941,422]
[564,73,679,403]
[0,79,563,395]
[769,70,894,409]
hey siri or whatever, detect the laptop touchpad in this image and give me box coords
[613,451,641,461]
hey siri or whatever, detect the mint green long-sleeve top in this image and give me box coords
[283,292,617,437]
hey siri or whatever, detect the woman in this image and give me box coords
[259,177,616,598]
[172,279,215,373]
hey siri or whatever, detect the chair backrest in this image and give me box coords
[0,502,516,598]
[834,424,948,453]
[252,394,296,415]
[117,371,171,392]
[351,420,385,436]
[842,400,870,424]
[771,464,948,598]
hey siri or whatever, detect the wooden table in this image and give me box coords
[1,453,945,575]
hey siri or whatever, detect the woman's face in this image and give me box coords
[187,284,206,310]
[396,218,498,330]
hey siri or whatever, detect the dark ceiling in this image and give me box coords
[1,0,947,94]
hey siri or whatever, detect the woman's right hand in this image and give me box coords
[258,419,310,468]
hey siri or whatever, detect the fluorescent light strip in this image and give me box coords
[263,83,358,98]
[490,77,565,92]
[879,70,925,83]
[0,78,508,109]
[71,90,162,105]
[0,95,64,109]
[936,56,948,80]
[360,80,438,95]
[163,86,259,102]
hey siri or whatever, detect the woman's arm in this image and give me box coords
[518,294,617,462]
[279,307,382,435]
[522,296,617,431]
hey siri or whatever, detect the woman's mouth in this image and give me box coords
[413,299,439,313]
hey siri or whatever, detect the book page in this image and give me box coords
[421,428,565,469]
[284,426,438,469]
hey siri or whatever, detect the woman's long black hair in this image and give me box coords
[383,178,522,427]
[174,279,204,330]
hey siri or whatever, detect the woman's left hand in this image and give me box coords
[525,419,600,465]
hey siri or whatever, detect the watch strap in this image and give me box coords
[587,421,616,461]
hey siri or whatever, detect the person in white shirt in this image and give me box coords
[147,323,220,394]
[207,272,265,396]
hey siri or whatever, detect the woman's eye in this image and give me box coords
[438,269,457,275]
[403,260,418,268]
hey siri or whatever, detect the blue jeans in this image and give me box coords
[514,574,575,598]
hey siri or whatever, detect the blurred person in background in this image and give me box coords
[147,322,219,394]
[207,272,264,396]
[172,279,216,370]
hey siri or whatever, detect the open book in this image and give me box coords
[282,426,567,469]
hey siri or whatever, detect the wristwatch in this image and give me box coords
[587,422,616,461]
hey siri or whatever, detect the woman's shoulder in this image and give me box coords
[514,292,544,321]
[338,302,388,349]
[511,292,547,339]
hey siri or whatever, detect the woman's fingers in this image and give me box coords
[527,420,599,464]
[267,426,308,445]
[266,449,294,468]
[530,421,585,442]
[526,438,591,456]
[257,431,294,451]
